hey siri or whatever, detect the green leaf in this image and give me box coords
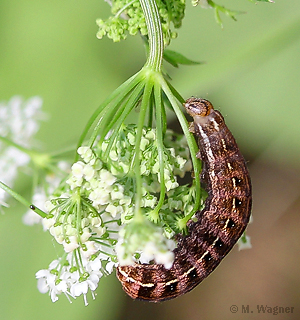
[207,0,244,28]
[163,49,203,68]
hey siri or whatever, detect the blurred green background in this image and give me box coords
[1,0,300,319]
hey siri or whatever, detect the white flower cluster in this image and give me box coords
[37,147,122,303]
[0,96,45,207]
[36,252,115,305]
[37,126,195,303]
[99,127,192,217]
[116,218,176,269]
[42,193,117,258]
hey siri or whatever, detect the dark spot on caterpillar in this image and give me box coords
[227,219,236,229]
[185,268,199,289]
[117,98,252,302]
[30,205,36,210]
[203,252,212,262]
[233,198,242,208]
[165,281,178,293]
[138,284,156,299]
[188,268,198,280]
[215,239,223,248]
[233,177,242,185]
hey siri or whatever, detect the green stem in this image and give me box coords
[74,189,82,240]
[160,79,202,225]
[139,0,164,71]
[75,71,143,160]
[0,136,31,154]
[0,136,54,172]
[88,72,144,147]
[133,79,153,218]
[115,0,136,18]
[102,81,145,160]
[0,180,47,218]
[148,81,166,222]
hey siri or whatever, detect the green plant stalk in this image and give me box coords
[102,82,146,160]
[139,0,202,226]
[133,79,154,219]
[160,78,202,226]
[75,70,144,159]
[140,0,163,72]
[0,180,47,218]
[0,136,53,171]
[0,136,32,155]
[129,0,164,219]
[95,79,145,146]
[88,72,144,146]
[147,81,166,222]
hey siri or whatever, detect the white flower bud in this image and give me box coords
[71,161,85,178]
[63,236,79,252]
[83,163,95,181]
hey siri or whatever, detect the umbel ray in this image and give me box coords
[117,98,252,302]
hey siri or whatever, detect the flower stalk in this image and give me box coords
[0,180,47,217]
[140,0,163,71]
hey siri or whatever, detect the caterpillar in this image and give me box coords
[116,98,252,302]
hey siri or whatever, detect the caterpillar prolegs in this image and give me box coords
[116,98,252,302]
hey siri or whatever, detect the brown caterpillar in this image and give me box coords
[116,98,252,302]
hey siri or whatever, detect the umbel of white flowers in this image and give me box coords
[36,125,196,304]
